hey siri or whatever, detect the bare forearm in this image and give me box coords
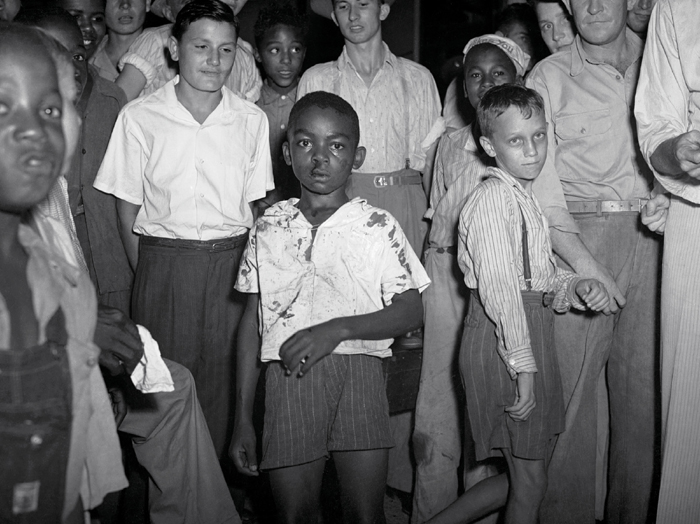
[116,199,140,271]
[235,296,262,426]
[331,289,423,342]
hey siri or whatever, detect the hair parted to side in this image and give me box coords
[254,1,308,48]
[172,0,239,42]
[288,91,360,144]
[477,84,544,138]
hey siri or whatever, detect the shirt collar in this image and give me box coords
[487,166,528,195]
[336,42,395,74]
[77,70,95,117]
[18,222,82,288]
[164,76,258,123]
[259,81,298,105]
[570,28,644,77]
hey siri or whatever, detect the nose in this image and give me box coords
[76,16,94,36]
[552,22,565,42]
[638,0,652,10]
[280,48,291,65]
[587,0,603,15]
[120,0,131,9]
[348,5,358,21]
[312,144,329,164]
[523,138,538,158]
[13,109,48,145]
[208,48,220,66]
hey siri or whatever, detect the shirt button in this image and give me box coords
[30,434,43,447]
[370,118,374,123]
[281,124,286,129]
[87,356,97,367]
[508,359,516,366]
[200,193,205,197]
[581,127,587,134]
[82,148,87,154]
[616,75,621,81]
[371,148,376,153]
[281,95,287,100]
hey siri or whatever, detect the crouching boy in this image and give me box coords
[428,85,609,524]
[230,91,430,524]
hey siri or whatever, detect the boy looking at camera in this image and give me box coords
[230,91,430,524]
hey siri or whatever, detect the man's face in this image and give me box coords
[627,0,656,34]
[0,39,66,213]
[41,21,89,102]
[255,24,306,95]
[61,0,107,59]
[463,45,519,110]
[106,0,150,37]
[480,106,548,190]
[331,0,389,46]
[499,21,534,62]
[168,18,237,96]
[283,105,365,197]
[536,1,576,53]
[0,0,21,22]
[570,0,631,46]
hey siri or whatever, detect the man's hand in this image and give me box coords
[95,305,144,376]
[673,130,700,179]
[575,279,610,312]
[505,372,536,422]
[229,422,259,476]
[642,193,670,235]
[279,320,343,377]
[108,386,128,427]
[575,260,626,315]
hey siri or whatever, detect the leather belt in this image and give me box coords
[372,174,422,188]
[566,199,648,215]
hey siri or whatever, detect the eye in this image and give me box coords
[91,14,105,23]
[0,102,8,116]
[508,137,521,145]
[195,44,207,49]
[43,105,62,119]
[298,139,311,147]
[470,72,481,79]
[291,46,302,54]
[221,46,233,53]
[74,54,85,62]
[268,47,279,55]
[330,142,344,151]
[535,132,546,140]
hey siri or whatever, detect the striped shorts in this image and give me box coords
[260,353,394,470]
[460,292,565,461]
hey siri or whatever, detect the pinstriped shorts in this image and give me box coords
[260,353,394,470]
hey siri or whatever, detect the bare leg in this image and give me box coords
[333,448,389,524]
[426,472,509,524]
[501,450,547,524]
[268,457,326,524]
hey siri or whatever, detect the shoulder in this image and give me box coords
[465,177,514,217]
[527,52,570,84]
[395,56,434,81]
[300,61,337,86]
[222,87,268,122]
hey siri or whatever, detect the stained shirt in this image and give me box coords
[119,24,262,102]
[256,81,297,198]
[635,0,700,204]
[93,77,274,240]
[0,223,127,514]
[426,124,492,248]
[297,43,444,173]
[235,198,431,361]
[89,36,119,82]
[526,31,653,233]
[458,167,583,378]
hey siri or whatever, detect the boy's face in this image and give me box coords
[61,0,107,59]
[255,24,306,95]
[106,0,150,36]
[41,21,89,102]
[627,0,655,34]
[332,0,389,46]
[479,106,548,190]
[498,21,534,61]
[0,39,66,213]
[168,18,237,96]
[536,1,575,53]
[0,0,21,22]
[283,106,366,197]
[570,0,633,46]
[463,45,519,110]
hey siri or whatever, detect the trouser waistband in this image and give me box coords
[140,233,248,252]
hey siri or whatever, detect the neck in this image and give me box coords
[580,28,631,71]
[105,29,144,67]
[297,188,349,226]
[174,82,223,124]
[344,34,386,79]
[0,211,23,260]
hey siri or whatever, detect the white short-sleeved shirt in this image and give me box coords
[94,77,274,240]
[235,198,431,361]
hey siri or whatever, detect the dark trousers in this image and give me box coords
[131,234,248,458]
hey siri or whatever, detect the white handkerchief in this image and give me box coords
[130,325,175,393]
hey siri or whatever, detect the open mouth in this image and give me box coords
[20,152,56,177]
[119,15,134,24]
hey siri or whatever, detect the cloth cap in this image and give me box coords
[462,34,531,78]
[311,0,395,20]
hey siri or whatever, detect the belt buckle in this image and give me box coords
[374,175,388,188]
[542,292,554,308]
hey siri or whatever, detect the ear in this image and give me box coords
[353,146,367,170]
[379,3,390,21]
[627,0,636,10]
[514,75,524,86]
[168,35,179,62]
[146,0,152,13]
[253,47,262,63]
[479,136,497,158]
[282,141,292,166]
[162,5,175,22]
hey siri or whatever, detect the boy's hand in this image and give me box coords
[575,279,610,312]
[279,320,344,377]
[95,305,144,376]
[505,372,536,422]
[642,194,670,235]
[229,422,259,477]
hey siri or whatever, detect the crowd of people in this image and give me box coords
[0,0,697,523]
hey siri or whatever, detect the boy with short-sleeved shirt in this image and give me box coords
[94,0,273,456]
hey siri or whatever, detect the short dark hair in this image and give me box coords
[288,91,360,144]
[496,3,549,62]
[254,1,307,49]
[172,0,239,42]
[477,84,544,138]
[14,6,80,33]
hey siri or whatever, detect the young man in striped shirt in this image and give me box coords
[428,85,608,524]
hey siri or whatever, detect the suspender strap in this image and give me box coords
[519,207,532,292]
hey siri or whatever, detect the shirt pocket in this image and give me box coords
[554,108,612,141]
[553,108,612,181]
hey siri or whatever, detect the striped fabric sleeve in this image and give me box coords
[461,182,537,378]
[551,266,583,312]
